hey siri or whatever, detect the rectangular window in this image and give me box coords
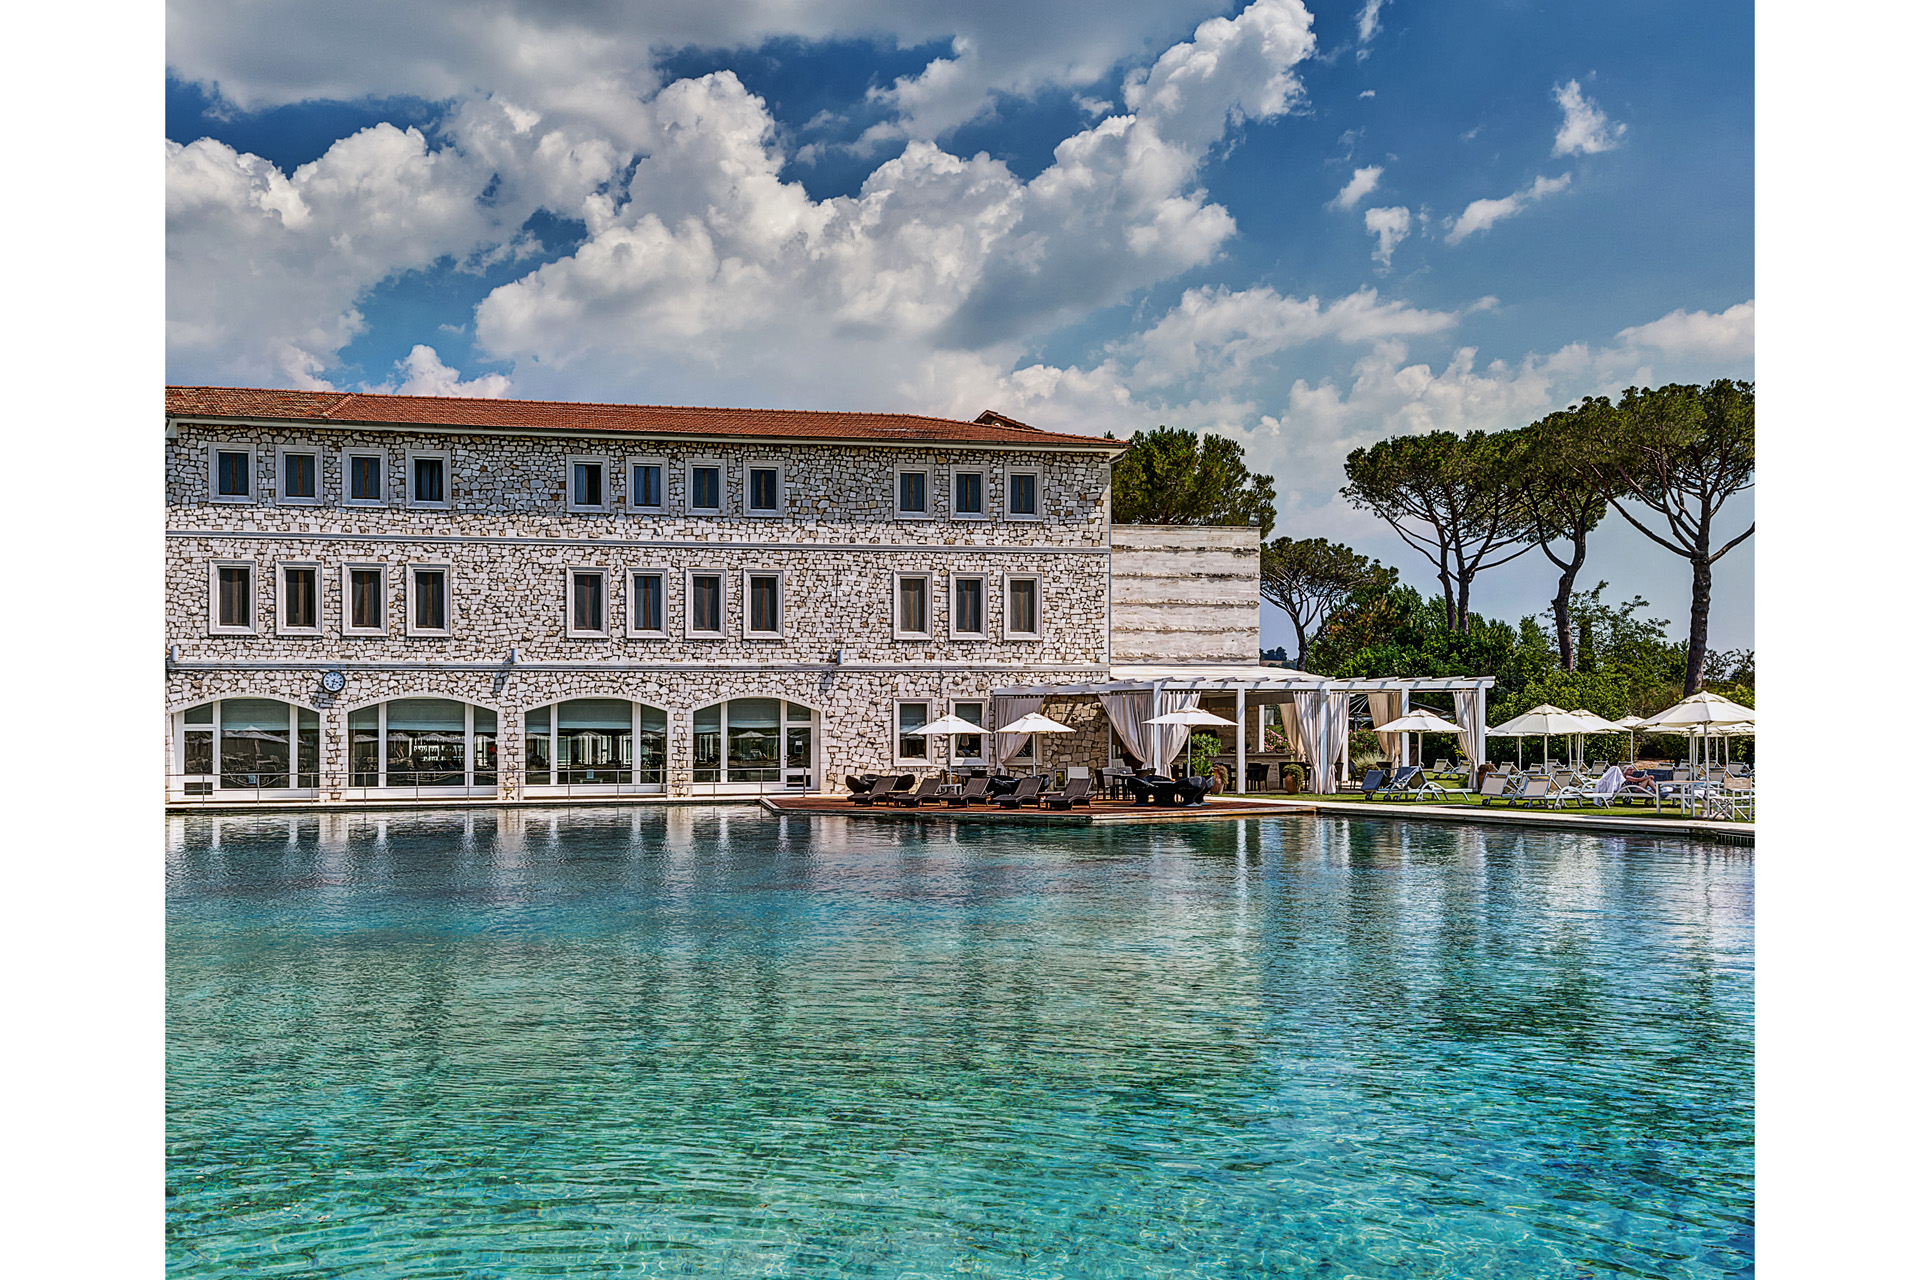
[897,701,930,762]
[212,448,251,501]
[344,566,386,635]
[747,466,781,515]
[1008,469,1040,519]
[278,564,320,634]
[630,461,665,511]
[951,700,987,765]
[953,469,985,518]
[895,574,930,638]
[279,450,318,503]
[951,575,986,638]
[570,458,607,511]
[629,570,667,636]
[896,469,929,517]
[347,453,385,504]
[410,567,450,635]
[411,454,447,506]
[211,563,254,633]
[745,571,782,637]
[689,464,722,512]
[568,569,607,636]
[688,571,725,637]
[1006,575,1041,638]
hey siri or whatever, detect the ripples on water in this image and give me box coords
[167,808,1752,1278]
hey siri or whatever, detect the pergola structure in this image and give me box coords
[991,664,1496,791]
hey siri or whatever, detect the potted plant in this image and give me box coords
[1281,762,1305,794]
[1189,731,1221,782]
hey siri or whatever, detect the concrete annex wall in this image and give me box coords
[1108,524,1261,664]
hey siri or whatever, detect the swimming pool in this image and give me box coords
[167,808,1752,1277]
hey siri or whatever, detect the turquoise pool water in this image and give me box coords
[167,809,1752,1278]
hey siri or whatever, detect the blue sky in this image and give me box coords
[165,0,1754,650]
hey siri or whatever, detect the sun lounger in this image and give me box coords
[1357,767,1387,797]
[850,775,908,805]
[945,775,991,806]
[1501,775,1555,808]
[1374,766,1421,799]
[995,776,1045,808]
[1475,771,1513,803]
[1041,775,1092,809]
[884,776,945,807]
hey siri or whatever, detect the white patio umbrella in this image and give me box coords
[906,712,989,772]
[1562,709,1624,769]
[1486,704,1589,770]
[996,711,1075,775]
[1638,692,1758,771]
[1371,709,1463,770]
[1146,706,1238,776]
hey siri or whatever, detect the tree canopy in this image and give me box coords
[1570,380,1755,693]
[1111,426,1277,536]
[1259,537,1395,673]
[1508,401,1619,671]
[1340,430,1533,632]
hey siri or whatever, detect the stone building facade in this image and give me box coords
[165,388,1130,804]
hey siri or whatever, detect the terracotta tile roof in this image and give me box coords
[166,385,1125,451]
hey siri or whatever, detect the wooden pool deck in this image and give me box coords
[760,793,1755,844]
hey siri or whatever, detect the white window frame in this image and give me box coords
[742,569,785,639]
[892,572,933,640]
[565,567,611,638]
[405,449,452,509]
[893,465,932,519]
[950,465,988,520]
[208,560,257,635]
[275,561,323,637]
[1004,572,1043,640]
[343,448,389,507]
[685,568,728,639]
[626,456,668,513]
[566,455,612,513]
[948,699,990,767]
[744,462,785,517]
[275,446,322,506]
[406,564,454,637]
[1004,465,1043,521]
[626,566,671,638]
[208,444,255,505]
[893,699,934,766]
[686,458,726,515]
[341,563,389,637]
[948,573,988,640]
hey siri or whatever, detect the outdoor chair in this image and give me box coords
[995,777,1045,808]
[1171,774,1216,806]
[1474,771,1513,803]
[944,775,992,807]
[843,773,877,794]
[1358,767,1388,797]
[851,775,908,805]
[1245,762,1270,791]
[884,776,945,807]
[1042,776,1093,809]
[1375,766,1420,799]
[1500,776,1556,808]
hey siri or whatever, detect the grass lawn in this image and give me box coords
[1222,786,1747,822]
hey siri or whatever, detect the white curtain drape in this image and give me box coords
[1291,691,1337,790]
[990,694,1042,766]
[1150,691,1201,773]
[1277,695,1306,776]
[1367,691,1404,765]
[1326,693,1351,787]
[1452,690,1484,767]
[1098,692,1155,765]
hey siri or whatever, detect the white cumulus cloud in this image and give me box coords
[1331,165,1382,210]
[1611,300,1754,362]
[1552,78,1626,157]
[1444,173,1571,245]
[366,345,512,398]
[1356,0,1390,54]
[1364,205,1410,264]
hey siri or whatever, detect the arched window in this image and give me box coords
[692,698,815,791]
[524,699,667,792]
[173,698,319,797]
[346,698,497,793]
